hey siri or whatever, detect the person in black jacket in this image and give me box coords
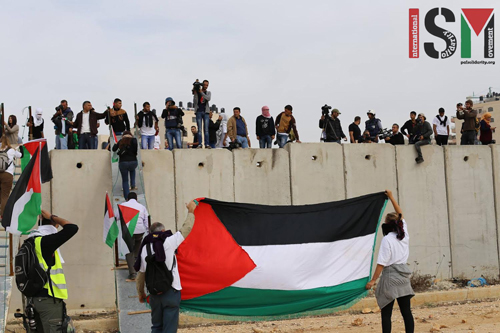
[401,111,418,144]
[255,106,276,148]
[112,131,138,198]
[319,108,347,143]
[208,110,221,148]
[104,98,131,139]
[384,124,405,145]
[161,98,184,150]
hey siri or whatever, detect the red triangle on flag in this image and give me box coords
[462,8,494,36]
[23,139,47,156]
[177,201,256,300]
[26,147,41,193]
[118,204,139,223]
[105,193,114,218]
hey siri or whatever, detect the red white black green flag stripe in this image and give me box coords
[177,193,387,320]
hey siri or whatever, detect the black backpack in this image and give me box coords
[145,243,175,295]
[15,237,49,297]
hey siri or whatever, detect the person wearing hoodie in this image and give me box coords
[256,106,276,148]
[216,113,230,148]
[161,97,184,150]
[27,108,45,139]
[52,100,74,149]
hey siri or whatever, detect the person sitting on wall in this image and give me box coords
[384,124,405,145]
[414,113,433,164]
[187,126,200,148]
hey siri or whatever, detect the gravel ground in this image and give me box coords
[179,298,500,333]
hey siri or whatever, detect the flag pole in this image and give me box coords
[9,234,13,276]
[28,106,33,141]
[115,239,119,267]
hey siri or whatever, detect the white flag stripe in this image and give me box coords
[6,189,36,235]
[232,233,375,291]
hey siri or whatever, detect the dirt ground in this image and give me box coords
[179,298,500,333]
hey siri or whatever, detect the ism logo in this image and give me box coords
[409,8,494,59]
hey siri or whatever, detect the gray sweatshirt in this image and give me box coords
[193,90,211,113]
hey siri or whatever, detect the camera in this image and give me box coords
[321,104,332,116]
[226,141,242,151]
[378,128,392,140]
[55,105,63,112]
[192,79,202,92]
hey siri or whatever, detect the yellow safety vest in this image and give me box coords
[34,237,68,300]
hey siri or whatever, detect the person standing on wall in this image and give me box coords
[52,100,74,149]
[226,107,251,148]
[137,102,159,150]
[275,105,301,148]
[27,108,45,139]
[401,111,418,144]
[480,112,496,145]
[432,108,450,146]
[349,116,362,143]
[0,135,22,216]
[29,210,79,333]
[319,108,347,144]
[208,110,221,149]
[256,106,275,149]
[456,100,478,145]
[4,115,19,147]
[112,131,138,198]
[72,101,107,149]
[104,98,130,140]
[136,200,197,333]
[162,98,184,151]
[366,190,414,333]
[365,110,382,143]
[192,79,211,149]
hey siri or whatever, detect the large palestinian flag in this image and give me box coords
[103,193,119,248]
[20,139,52,183]
[177,192,387,320]
[2,146,42,235]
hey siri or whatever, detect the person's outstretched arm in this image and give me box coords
[385,189,402,219]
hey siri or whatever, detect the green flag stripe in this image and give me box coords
[105,220,120,248]
[181,277,369,320]
[17,192,42,234]
[20,146,32,172]
[461,14,472,58]
[127,213,139,236]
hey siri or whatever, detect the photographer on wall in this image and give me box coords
[161,97,184,150]
[192,79,211,149]
[51,100,74,149]
[456,100,478,145]
[365,110,383,143]
[319,106,347,143]
[383,124,405,145]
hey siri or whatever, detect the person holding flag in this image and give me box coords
[116,192,149,280]
[29,209,78,332]
[0,135,22,217]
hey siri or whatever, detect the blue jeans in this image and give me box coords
[55,134,68,149]
[195,112,209,146]
[166,128,182,150]
[277,133,288,148]
[150,288,181,333]
[141,135,155,149]
[236,135,249,148]
[209,142,216,148]
[259,135,272,148]
[79,133,96,149]
[119,160,137,199]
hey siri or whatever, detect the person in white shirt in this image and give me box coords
[0,135,22,216]
[366,190,415,333]
[432,108,450,146]
[136,200,197,333]
[137,102,159,150]
[116,192,149,280]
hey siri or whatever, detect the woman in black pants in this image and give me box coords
[366,190,415,333]
[112,131,138,199]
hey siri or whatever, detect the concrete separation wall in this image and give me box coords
[173,149,234,229]
[286,143,345,205]
[489,144,500,274]
[141,150,176,231]
[445,146,499,277]
[50,150,115,311]
[396,145,451,279]
[233,149,291,205]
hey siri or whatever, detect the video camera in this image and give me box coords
[55,105,63,112]
[321,104,332,116]
[192,79,202,93]
[226,141,242,151]
[378,128,393,140]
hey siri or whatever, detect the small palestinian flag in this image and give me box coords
[117,204,140,252]
[111,128,118,163]
[20,139,52,183]
[2,146,42,235]
[177,193,387,320]
[103,193,119,248]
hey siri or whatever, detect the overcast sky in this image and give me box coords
[1,0,498,149]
